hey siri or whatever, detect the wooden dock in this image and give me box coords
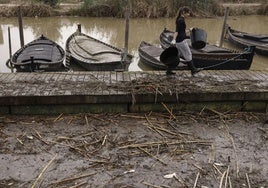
[0,70,267,114]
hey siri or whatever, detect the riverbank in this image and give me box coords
[0,2,267,17]
[0,111,267,187]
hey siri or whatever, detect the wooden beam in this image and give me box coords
[124,3,130,52]
[18,6,24,47]
[219,7,229,47]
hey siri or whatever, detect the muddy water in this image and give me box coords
[0,15,267,72]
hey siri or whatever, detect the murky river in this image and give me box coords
[0,15,267,72]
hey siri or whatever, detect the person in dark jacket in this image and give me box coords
[170,6,201,76]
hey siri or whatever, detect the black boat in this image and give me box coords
[226,26,268,56]
[139,41,256,70]
[139,41,184,70]
[159,28,255,70]
[65,29,132,71]
[10,35,66,72]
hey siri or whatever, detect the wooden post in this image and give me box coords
[8,27,14,72]
[219,7,229,47]
[18,6,24,47]
[8,27,12,59]
[77,24,81,33]
[124,4,130,53]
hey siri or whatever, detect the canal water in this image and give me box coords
[0,15,267,72]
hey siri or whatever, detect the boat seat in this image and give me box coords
[194,45,232,53]
[141,46,163,57]
[20,58,52,64]
[90,50,121,56]
[72,36,120,54]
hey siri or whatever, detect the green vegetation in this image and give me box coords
[73,0,223,18]
[34,0,59,7]
[73,0,266,17]
[220,0,264,2]
[0,0,266,17]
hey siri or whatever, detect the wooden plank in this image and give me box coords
[37,72,48,82]
[39,72,51,96]
[123,71,131,82]
[102,71,111,95]
[44,72,55,82]
[239,70,256,80]
[71,72,78,82]
[129,71,137,81]
[75,72,84,82]
[110,71,119,95]
[260,71,268,80]
[195,69,205,78]
[115,71,126,94]
[84,72,98,82]
[233,70,245,80]
[60,72,67,81]
[156,70,164,76]
[14,73,28,96]
[256,71,268,80]
[76,72,85,82]
[6,73,19,82]
[102,71,110,83]
[6,72,23,82]
[110,71,117,84]
[44,73,57,96]
[247,70,264,80]
[227,70,239,80]
[203,70,212,77]
[2,72,15,82]
[0,71,267,107]
[0,73,9,81]
[96,71,105,95]
[218,70,230,80]
[134,71,144,80]
[249,70,264,80]
[220,70,230,80]
[116,71,124,82]
[23,72,34,81]
[59,72,68,82]
[209,70,221,79]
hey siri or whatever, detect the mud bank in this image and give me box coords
[0,111,267,187]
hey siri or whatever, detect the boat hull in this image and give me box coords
[10,35,66,72]
[139,40,255,70]
[226,26,268,56]
[159,28,255,70]
[66,31,131,71]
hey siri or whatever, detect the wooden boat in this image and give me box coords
[139,41,256,70]
[10,35,66,72]
[159,28,255,70]
[226,26,268,56]
[65,29,132,71]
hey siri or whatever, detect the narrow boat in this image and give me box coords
[139,41,255,70]
[10,35,66,72]
[159,28,255,70]
[65,29,132,71]
[226,26,268,56]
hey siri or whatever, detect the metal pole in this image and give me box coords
[18,6,24,47]
[219,7,229,47]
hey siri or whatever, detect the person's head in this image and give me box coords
[177,6,192,18]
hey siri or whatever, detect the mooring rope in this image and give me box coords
[200,47,252,70]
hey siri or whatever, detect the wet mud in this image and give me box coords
[0,111,267,187]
